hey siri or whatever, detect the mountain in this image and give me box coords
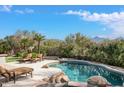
[92,36,107,42]
[115,37,124,40]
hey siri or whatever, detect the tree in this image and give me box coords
[0,39,11,54]
[4,35,18,54]
[34,33,45,54]
[20,38,29,51]
[1,30,124,68]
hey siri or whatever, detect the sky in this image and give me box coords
[0,5,124,40]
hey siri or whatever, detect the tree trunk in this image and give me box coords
[38,41,40,54]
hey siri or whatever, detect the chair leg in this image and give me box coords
[6,77,10,82]
[14,77,16,84]
[13,74,16,84]
[26,73,27,77]
[0,81,2,87]
[31,72,33,78]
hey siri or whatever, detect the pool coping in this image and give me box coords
[58,58,124,76]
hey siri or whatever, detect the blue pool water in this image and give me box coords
[49,62,124,86]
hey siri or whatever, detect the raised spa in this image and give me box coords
[49,60,124,86]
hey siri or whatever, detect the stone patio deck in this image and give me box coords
[1,60,62,87]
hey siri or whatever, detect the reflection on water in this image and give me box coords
[49,62,124,86]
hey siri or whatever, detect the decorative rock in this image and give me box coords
[61,75,70,83]
[87,76,111,87]
[42,65,49,68]
[42,72,70,84]
[55,72,65,83]
[42,77,49,82]
[49,74,58,83]
[53,72,69,83]
[54,82,68,87]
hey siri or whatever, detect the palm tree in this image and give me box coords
[20,38,29,51]
[34,33,45,54]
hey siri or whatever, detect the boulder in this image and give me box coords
[43,72,70,84]
[52,72,69,83]
[42,65,49,68]
[42,77,49,82]
[61,75,70,83]
[87,76,111,87]
[54,82,68,87]
[49,73,60,83]
[55,72,65,83]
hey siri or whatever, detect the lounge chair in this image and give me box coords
[30,54,43,63]
[37,54,43,61]
[31,58,40,63]
[0,66,33,83]
[19,53,32,63]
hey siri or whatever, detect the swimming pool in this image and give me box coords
[49,61,124,86]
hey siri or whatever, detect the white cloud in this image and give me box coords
[0,6,34,14]
[14,10,24,14]
[14,8,34,14]
[0,5,12,12]
[64,10,124,39]
[25,8,34,13]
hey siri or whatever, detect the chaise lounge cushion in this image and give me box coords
[0,66,7,74]
[9,67,33,76]
[0,66,33,83]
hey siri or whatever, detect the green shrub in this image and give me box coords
[22,52,28,58]
[15,52,22,57]
[32,52,37,58]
